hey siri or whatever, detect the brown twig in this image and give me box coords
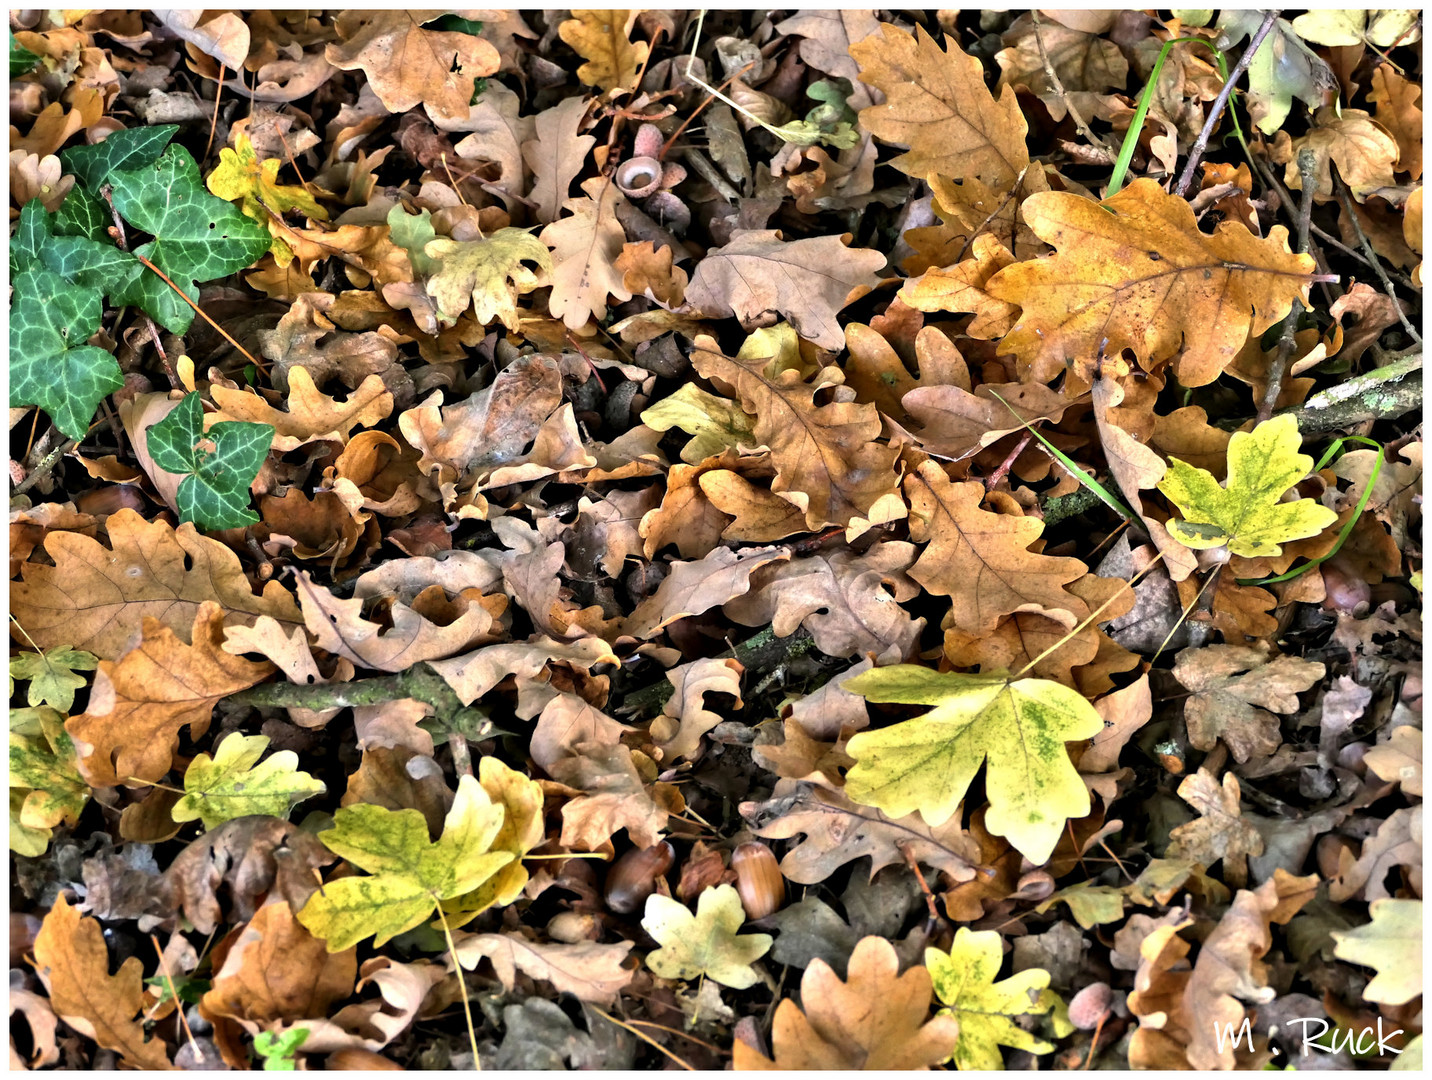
[1333,166,1422,345]
[955,164,1029,262]
[204,63,224,163]
[1030,12,1113,155]
[14,439,78,496]
[1174,10,1279,198]
[130,253,267,371]
[661,59,758,162]
[1258,147,1318,422]
[985,430,1033,491]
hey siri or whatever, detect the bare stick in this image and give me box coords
[13,438,77,496]
[1258,147,1319,422]
[1174,10,1279,197]
[1031,12,1113,155]
[1334,167,1422,345]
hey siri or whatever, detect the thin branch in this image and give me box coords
[1030,12,1114,155]
[1258,147,1318,422]
[1334,166,1423,345]
[13,439,78,496]
[1174,10,1279,197]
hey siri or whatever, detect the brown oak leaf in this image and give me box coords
[541,176,632,330]
[67,602,274,787]
[690,339,899,529]
[1166,770,1264,889]
[11,508,302,661]
[733,935,960,1069]
[31,895,174,1070]
[685,232,885,351]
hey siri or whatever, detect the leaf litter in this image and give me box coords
[7,8,1423,1072]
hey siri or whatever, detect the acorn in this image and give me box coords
[731,841,785,919]
[604,841,674,914]
[327,1049,404,1070]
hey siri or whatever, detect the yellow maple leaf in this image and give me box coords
[206,131,327,265]
[424,228,552,331]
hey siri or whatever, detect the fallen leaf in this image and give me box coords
[734,935,958,1069]
[1368,65,1423,179]
[1331,898,1422,1005]
[207,366,391,451]
[1166,769,1264,888]
[927,927,1061,1069]
[172,732,325,830]
[1158,414,1339,558]
[425,226,553,331]
[1363,725,1422,796]
[299,773,515,951]
[10,646,98,713]
[903,460,1089,634]
[690,339,898,529]
[522,94,596,224]
[986,178,1317,386]
[651,656,744,762]
[852,23,1029,186]
[325,11,500,123]
[642,883,772,989]
[10,508,302,661]
[31,895,174,1070]
[201,899,357,1024]
[559,10,648,95]
[67,602,273,787]
[844,664,1104,864]
[1284,107,1399,201]
[451,933,634,1005]
[742,780,978,885]
[685,231,886,352]
[1172,644,1325,763]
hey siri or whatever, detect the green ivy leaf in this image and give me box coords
[10,265,124,440]
[10,199,48,272]
[107,144,270,332]
[52,185,110,240]
[146,392,273,530]
[254,1028,308,1071]
[60,124,178,193]
[171,732,325,830]
[10,646,98,713]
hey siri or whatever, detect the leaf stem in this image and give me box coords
[435,903,481,1070]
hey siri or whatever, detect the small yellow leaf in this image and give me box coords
[424,228,552,331]
[642,883,772,989]
[1157,413,1338,559]
[927,928,1059,1070]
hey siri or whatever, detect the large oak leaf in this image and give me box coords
[66,602,273,787]
[852,23,1029,186]
[986,178,1317,386]
[904,460,1089,634]
[11,509,302,661]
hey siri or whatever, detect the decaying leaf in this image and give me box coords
[734,935,959,1069]
[1331,898,1423,1006]
[1172,644,1325,763]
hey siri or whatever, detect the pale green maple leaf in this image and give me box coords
[641,883,772,989]
[171,733,325,831]
[1157,413,1338,559]
[298,773,515,951]
[10,646,98,712]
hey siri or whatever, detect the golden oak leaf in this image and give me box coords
[207,366,391,451]
[32,895,174,1070]
[67,602,273,788]
[201,899,357,1026]
[986,178,1317,387]
[558,10,649,94]
[904,460,1089,634]
[616,240,688,308]
[324,11,500,123]
[10,508,302,662]
[733,935,959,1069]
[639,457,735,560]
[522,94,598,224]
[851,23,1029,186]
[698,469,809,543]
[690,337,900,529]
[539,176,632,330]
[900,233,1021,338]
[1369,65,1423,180]
[684,231,886,352]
